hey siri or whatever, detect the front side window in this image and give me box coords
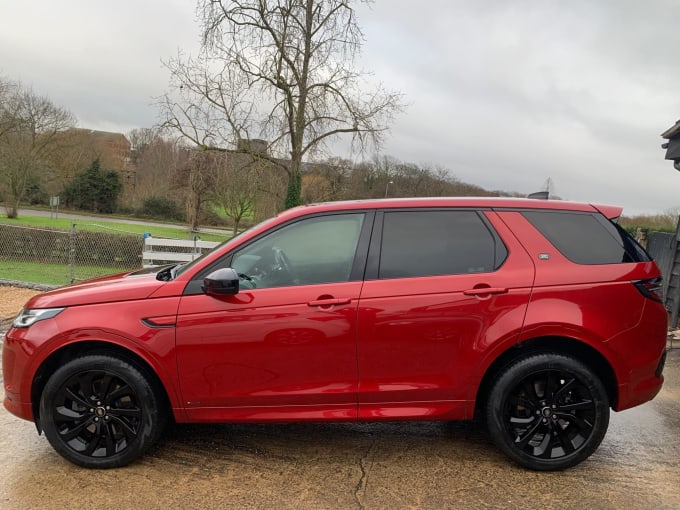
[231,213,366,289]
[378,210,507,279]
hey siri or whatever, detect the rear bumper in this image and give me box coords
[614,350,665,411]
[607,292,668,411]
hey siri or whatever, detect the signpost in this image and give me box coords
[50,196,60,218]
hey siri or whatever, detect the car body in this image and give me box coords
[2,197,668,470]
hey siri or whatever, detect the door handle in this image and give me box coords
[463,287,508,297]
[307,298,351,307]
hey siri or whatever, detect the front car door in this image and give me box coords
[175,211,373,421]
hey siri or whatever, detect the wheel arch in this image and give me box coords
[31,341,174,432]
[474,336,618,415]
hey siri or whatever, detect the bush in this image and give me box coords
[619,213,678,234]
[116,204,136,216]
[199,207,224,227]
[138,197,186,222]
[25,180,48,205]
[63,158,122,213]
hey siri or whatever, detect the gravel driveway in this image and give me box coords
[0,286,42,329]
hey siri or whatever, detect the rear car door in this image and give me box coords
[356,208,535,419]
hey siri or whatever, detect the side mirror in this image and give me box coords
[203,268,239,296]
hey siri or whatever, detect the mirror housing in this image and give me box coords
[203,268,239,296]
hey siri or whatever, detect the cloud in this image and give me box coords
[354,0,680,213]
[1,0,679,214]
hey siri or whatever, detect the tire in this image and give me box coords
[39,354,167,468]
[486,353,610,471]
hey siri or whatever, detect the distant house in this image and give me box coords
[662,120,680,172]
[180,139,289,221]
[65,128,136,190]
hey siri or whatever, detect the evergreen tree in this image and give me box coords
[63,158,122,213]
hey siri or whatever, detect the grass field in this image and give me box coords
[0,215,231,242]
[0,260,128,286]
[0,213,231,285]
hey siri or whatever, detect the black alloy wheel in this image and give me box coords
[40,354,167,468]
[486,353,610,471]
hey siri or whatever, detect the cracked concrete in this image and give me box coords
[3,356,679,510]
[1,296,679,509]
[354,438,378,509]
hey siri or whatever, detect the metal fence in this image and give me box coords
[0,223,144,286]
[142,237,219,267]
[4,218,680,336]
[647,228,680,333]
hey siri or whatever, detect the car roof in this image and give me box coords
[175,197,622,282]
[280,197,622,220]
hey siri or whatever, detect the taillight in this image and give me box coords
[633,277,663,303]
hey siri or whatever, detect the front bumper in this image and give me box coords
[2,328,36,422]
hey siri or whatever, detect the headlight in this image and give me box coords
[12,308,65,328]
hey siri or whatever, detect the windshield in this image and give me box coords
[171,216,278,278]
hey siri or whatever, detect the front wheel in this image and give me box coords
[486,353,610,471]
[39,354,167,468]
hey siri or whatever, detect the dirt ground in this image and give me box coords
[1,285,680,509]
[0,286,42,326]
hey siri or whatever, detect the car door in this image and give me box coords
[175,212,372,421]
[356,209,535,420]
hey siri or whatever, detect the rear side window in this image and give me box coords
[522,210,651,265]
[379,210,507,279]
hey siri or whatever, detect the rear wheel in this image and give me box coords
[39,354,167,468]
[486,353,609,470]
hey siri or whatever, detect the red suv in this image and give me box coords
[3,198,668,470]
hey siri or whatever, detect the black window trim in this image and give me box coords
[613,222,653,262]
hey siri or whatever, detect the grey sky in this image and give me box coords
[1,0,679,214]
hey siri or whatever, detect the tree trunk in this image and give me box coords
[284,171,302,209]
[187,194,201,232]
[5,204,18,219]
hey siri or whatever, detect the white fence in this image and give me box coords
[142,237,220,267]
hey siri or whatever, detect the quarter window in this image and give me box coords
[522,210,651,264]
[378,210,507,279]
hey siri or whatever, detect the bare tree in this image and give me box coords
[0,81,75,218]
[158,0,404,210]
[127,128,188,207]
[0,78,20,141]
[210,153,261,235]
[184,151,217,231]
[300,157,351,202]
[128,127,162,155]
